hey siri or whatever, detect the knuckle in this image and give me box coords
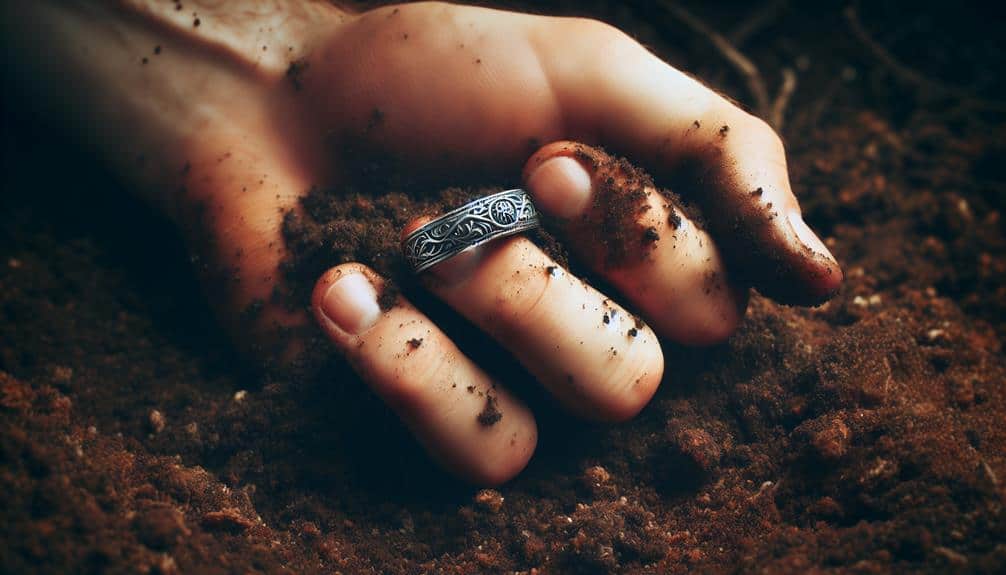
[748,114,786,152]
[569,16,624,39]
[563,17,635,57]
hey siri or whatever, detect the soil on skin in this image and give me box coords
[3,1,1006,573]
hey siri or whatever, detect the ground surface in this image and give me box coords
[2,1,1005,573]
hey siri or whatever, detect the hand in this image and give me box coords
[6,1,841,484]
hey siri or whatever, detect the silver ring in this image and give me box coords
[402,188,540,273]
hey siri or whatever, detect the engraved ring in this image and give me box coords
[402,188,540,273]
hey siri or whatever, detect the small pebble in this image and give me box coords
[810,418,851,460]
[670,427,721,475]
[134,506,189,550]
[52,366,73,384]
[149,410,166,434]
[474,489,504,513]
[583,466,611,486]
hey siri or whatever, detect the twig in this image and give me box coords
[730,0,789,46]
[843,5,1006,112]
[769,68,797,129]
[660,2,771,118]
[659,1,800,129]
[842,6,947,95]
[791,74,841,134]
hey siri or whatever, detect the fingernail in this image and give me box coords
[788,212,837,263]
[526,156,593,218]
[320,273,382,334]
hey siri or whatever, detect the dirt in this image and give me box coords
[560,144,663,268]
[2,1,1006,574]
[477,395,503,427]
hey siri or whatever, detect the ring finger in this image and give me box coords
[404,218,665,423]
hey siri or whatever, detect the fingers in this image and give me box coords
[312,263,537,485]
[531,18,842,304]
[524,142,747,346]
[404,219,664,422]
[313,5,840,303]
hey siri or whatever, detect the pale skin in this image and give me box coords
[5,1,842,485]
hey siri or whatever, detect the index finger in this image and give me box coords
[529,17,843,304]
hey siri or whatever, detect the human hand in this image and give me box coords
[7,1,841,484]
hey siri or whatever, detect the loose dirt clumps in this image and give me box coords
[561,145,666,268]
[477,394,503,427]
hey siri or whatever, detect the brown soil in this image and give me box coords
[3,1,1005,574]
[563,144,660,268]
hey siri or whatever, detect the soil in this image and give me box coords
[551,144,669,269]
[3,1,1006,574]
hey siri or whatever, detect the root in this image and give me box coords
[769,68,797,130]
[660,2,798,129]
[730,0,789,46]
[662,2,770,116]
[844,5,1006,112]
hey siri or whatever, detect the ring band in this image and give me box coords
[402,188,540,273]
